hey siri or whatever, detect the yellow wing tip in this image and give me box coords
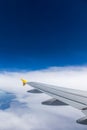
[21,78,28,86]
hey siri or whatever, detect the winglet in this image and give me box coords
[21,78,28,86]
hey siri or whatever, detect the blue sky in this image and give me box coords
[0,0,87,70]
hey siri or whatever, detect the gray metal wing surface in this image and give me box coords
[26,81,87,124]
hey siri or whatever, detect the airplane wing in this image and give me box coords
[21,79,87,124]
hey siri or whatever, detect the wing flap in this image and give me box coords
[27,89,43,93]
[42,98,68,106]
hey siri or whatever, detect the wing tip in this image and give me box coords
[21,78,28,86]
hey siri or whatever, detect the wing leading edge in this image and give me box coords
[21,79,87,124]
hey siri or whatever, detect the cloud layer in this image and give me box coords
[1,66,87,93]
[0,66,87,130]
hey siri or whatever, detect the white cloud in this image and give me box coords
[0,66,87,93]
[0,66,87,130]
